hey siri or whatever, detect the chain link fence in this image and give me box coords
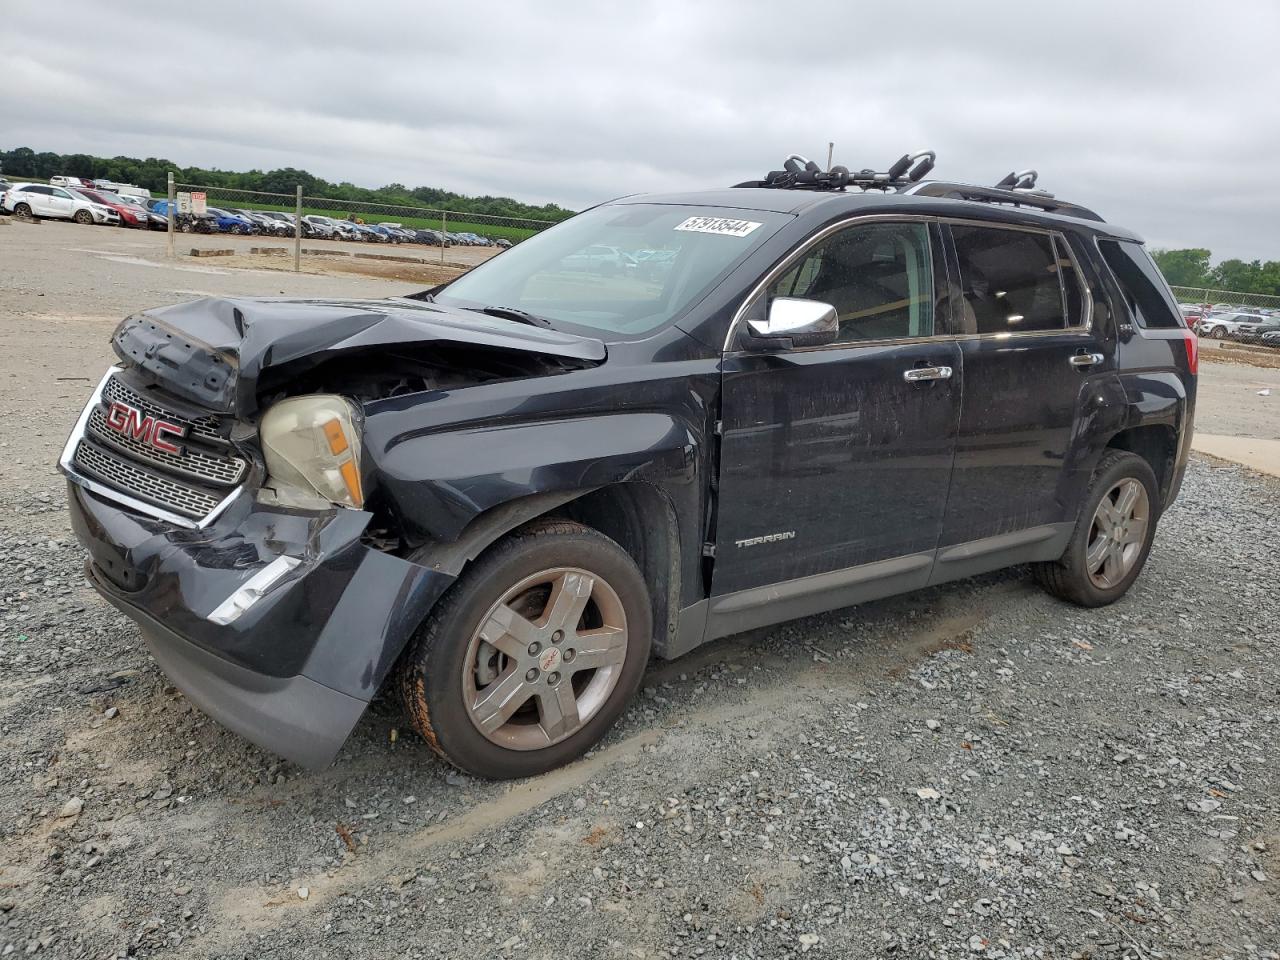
[1169,285,1280,311]
[176,183,553,240]
[1169,285,1280,348]
[163,181,558,271]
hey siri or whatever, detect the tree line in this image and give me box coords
[0,146,576,224]
[1151,249,1280,296]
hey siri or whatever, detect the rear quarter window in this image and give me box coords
[1098,239,1184,329]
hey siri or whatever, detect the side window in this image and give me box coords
[52,188,72,199]
[1096,239,1183,329]
[767,222,936,342]
[25,186,51,196]
[952,226,1066,334]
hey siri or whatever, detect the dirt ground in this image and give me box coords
[1,219,1277,960]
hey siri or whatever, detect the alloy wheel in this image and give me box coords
[1085,478,1150,589]
[462,567,628,750]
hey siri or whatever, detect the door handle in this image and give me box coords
[1069,353,1105,368]
[903,365,953,383]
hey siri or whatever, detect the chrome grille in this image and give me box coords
[102,375,226,447]
[73,439,222,519]
[85,404,246,487]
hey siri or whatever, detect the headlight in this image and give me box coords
[259,395,364,508]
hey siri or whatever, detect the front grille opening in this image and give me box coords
[74,439,222,519]
[67,373,248,524]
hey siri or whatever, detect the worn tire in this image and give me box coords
[13,203,32,220]
[396,519,652,779]
[74,209,93,225]
[1032,450,1159,607]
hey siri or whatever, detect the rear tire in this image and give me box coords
[396,520,652,779]
[1033,450,1159,607]
[13,203,32,220]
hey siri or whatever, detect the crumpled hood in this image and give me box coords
[112,296,607,417]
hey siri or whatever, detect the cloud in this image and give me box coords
[2,0,1277,258]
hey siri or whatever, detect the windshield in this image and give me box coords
[435,203,790,337]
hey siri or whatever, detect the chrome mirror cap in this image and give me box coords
[744,297,839,350]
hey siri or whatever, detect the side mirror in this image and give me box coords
[743,297,839,351]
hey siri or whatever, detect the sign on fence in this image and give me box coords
[191,192,207,216]
[176,192,191,215]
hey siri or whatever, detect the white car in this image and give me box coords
[1199,311,1266,339]
[2,183,121,225]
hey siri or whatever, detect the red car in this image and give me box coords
[73,188,148,229]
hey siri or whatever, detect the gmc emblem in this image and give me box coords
[105,400,187,455]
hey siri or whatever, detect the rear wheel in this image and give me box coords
[397,520,651,779]
[13,203,32,220]
[74,209,94,225]
[1033,450,1158,607]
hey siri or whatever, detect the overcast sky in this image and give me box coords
[3,0,1278,260]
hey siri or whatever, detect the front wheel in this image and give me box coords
[74,209,94,225]
[1210,325,1227,339]
[396,520,652,779]
[1033,450,1159,607]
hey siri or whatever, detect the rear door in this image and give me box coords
[935,223,1108,559]
[48,187,77,219]
[711,219,962,607]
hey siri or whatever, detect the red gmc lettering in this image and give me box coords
[105,401,185,454]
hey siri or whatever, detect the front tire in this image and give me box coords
[396,520,652,779]
[1033,450,1159,607]
[74,209,94,225]
[1210,325,1227,339]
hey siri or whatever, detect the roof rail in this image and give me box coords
[902,181,1105,222]
[734,152,1105,222]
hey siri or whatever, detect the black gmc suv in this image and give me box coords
[60,154,1198,779]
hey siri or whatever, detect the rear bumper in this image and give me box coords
[68,482,455,768]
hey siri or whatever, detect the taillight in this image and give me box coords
[1182,330,1198,376]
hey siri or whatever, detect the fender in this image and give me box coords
[366,409,701,546]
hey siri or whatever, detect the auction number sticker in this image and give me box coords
[674,216,762,237]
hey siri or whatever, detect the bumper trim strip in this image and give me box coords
[207,555,301,625]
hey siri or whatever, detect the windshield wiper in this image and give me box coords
[468,305,555,329]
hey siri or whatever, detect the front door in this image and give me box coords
[936,223,1111,550]
[711,219,962,606]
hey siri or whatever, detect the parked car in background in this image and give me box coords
[235,209,292,237]
[494,238,513,249]
[352,222,382,242]
[73,188,149,228]
[1,183,120,224]
[122,196,168,230]
[1200,311,1267,339]
[301,215,338,239]
[412,229,449,246]
[50,175,95,190]
[1261,330,1280,348]
[149,199,216,234]
[367,224,396,243]
[1233,316,1280,344]
[206,207,256,234]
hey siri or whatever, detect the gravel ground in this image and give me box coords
[1,227,1277,959]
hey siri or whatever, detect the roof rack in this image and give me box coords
[734,152,1104,222]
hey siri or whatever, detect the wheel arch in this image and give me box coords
[409,481,683,657]
[1104,424,1178,510]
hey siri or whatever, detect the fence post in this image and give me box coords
[294,185,303,272]
[166,172,175,258]
[440,210,447,264]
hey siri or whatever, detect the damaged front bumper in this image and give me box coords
[67,482,454,768]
